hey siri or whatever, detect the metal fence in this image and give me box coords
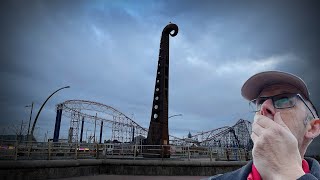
[0,140,252,161]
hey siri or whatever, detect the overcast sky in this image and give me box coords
[1,0,320,149]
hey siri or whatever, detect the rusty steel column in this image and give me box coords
[144,23,178,158]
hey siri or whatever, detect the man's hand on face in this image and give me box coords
[251,112,306,180]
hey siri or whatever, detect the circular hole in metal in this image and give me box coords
[154,114,158,119]
[156,88,159,91]
[158,63,160,66]
[157,80,159,83]
[154,105,158,109]
[155,96,159,100]
[158,72,160,74]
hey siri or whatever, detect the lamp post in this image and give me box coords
[44,130,51,142]
[25,102,34,137]
[168,114,183,119]
[86,129,91,143]
[28,86,70,142]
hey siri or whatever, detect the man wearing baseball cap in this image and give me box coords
[211,71,320,179]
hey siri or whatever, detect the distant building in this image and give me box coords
[187,131,192,138]
[134,135,146,145]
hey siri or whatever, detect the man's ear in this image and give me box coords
[305,119,320,139]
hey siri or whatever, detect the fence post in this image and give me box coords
[104,144,106,159]
[210,150,212,162]
[134,144,137,160]
[14,140,18,160]
[27,141,31,159]
[75,143,78,160]
[245,149,249,161]
[161,145,164,161]
[121,143,124,158]
[48,142,51,160]
[96,143,99,159]
[188,146,190,161]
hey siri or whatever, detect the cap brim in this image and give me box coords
[241,71,310,101]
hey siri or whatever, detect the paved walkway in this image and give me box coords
[59,175,209,180]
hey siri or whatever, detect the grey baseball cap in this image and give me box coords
[241,71,310,101]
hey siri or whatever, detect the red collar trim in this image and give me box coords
[247,159,310,180]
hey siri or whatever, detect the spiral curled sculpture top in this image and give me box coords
[144,23,179,158]
[162,23,179,37]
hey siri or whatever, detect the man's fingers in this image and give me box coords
[251,131,258,142]
[252,122,265,137]
[254,114,273,128]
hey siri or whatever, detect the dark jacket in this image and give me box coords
[208,157,320,180]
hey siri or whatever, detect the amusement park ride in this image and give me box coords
[51,23,253,158]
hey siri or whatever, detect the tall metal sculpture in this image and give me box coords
[144,23,178,158]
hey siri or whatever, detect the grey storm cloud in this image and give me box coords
[0,0,319,154]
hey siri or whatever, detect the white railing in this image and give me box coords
[0,140,252,161]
